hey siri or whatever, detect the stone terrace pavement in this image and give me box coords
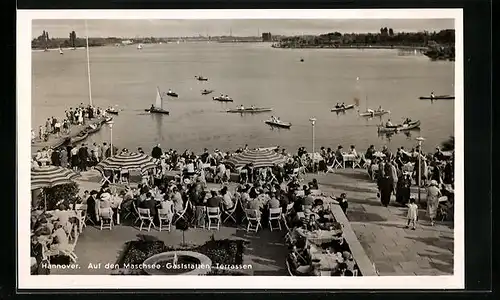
[303,169,454,276]
[68,168,454,276]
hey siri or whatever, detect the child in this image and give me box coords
[406,197,418,230]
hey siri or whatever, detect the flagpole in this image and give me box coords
[85,20,93,106]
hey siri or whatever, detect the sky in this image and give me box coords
[32,19,454,38]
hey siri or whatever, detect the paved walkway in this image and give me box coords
[303,169,454,276]
[69,168,454,276]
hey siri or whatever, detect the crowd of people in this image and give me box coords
[32,103,108,143]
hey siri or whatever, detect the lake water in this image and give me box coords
[32,42,454,153]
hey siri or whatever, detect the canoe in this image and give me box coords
[331,104,355,112]
[196,76,209,81]
[226,107,273,113]
[359,110,390,117]
[201,90,214,95]
[213,96,234,102]
[419,95,454,100]
[105,109,119,115]
[145,108,170,115]
[378,120,421,133]
[265,120,292,129]
[166,92,178,98]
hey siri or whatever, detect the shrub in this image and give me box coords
[38,182,80,211]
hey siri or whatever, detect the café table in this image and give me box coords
[295,227,343,246]
[342,153,357,168]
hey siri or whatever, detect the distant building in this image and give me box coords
[262,32,272,42]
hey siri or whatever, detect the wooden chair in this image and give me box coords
[206,207,221,230]
[158,206,173,232]
[244,209,262,233]
[74,203,87,232]
[99,208,114,230]
[268,207,282,231]
[173,201,191,225]
[222,199,238,224]
[137,208,156,232]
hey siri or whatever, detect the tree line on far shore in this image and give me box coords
[275,28,455,60]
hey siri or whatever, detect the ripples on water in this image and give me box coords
[32,43,454,153]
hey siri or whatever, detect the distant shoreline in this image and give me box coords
[32,47,86,52]
[271,45,429,51]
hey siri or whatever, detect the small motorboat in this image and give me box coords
[419,95,454,100]
[377,120,421,133]
[331,104,355,112]
[105,108,119,115]
[195,76,209,81]
[166,91,178,98]
[226,107,273,114]
[145,107,170,115]
[359,109,390,117]
[213,96,234,102]
[201,89,214,95]
[265,118,292,129]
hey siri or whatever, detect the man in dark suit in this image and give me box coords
[78,143,88,171]
[142,192,158,223]
[206,190,221,208]
[86,190,98,224]
[151,144,163,159]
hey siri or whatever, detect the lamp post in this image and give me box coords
[107,120,115,157]
[416,136,425,204]
[309,117,317,173]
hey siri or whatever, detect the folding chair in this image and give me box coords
[244,209,262,233]
[131,201,141,225]
[333,157,343,169]
[119,169,129,184]
[268,207,282,231]
[74,203,87,232]
[325,161,336,173]
[352,157,362,169]
[222,199,238,224]
[173,201,191,225]
[206,207,221,230]
[158,207,173,232]
[99,208,114,230]
[60,225,79,263]
[137,208,156,232]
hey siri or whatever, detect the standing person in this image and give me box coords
[337,193,348,214]
[78,143,88,172]
[426,180,441,226]
[388,160,399,195]
[379,175,392,207]
[92,143,100,162]
[102,142,109,160]
[405,197,418,230]
[152,144,163,160]
[60,147,68,168]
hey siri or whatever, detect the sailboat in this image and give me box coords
[59,47,64,55]
[137,44,143,50]
[145,87,170,115]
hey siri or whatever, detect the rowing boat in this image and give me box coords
[265,119,292,129]
[105,109,119,115]
[331,104,355,112]
[195,76,209,81]
[213,96,234,102]
[166,92,178,98]
[419,95,454,100]
[377,120,421,133]
[145,108,170,115]
[226,107,273,113]
[359,110,390,117]
[70,130,89,145]
[201,90,214,95]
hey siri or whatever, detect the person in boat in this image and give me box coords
[385,119,394,128]
[377,105,383,112]
[239,105,245,110]
[251,105,255,110]
[335,103,340,109]
[366,108,374,117]
[341,102,346,109]
[168,89,173,94]
[225,95,229,100]
[430,92,435,100]
[150,104,155,110]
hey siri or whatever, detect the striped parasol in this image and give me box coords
[94,152,157,173]
[31,166,80,191]
[224,149,286,168]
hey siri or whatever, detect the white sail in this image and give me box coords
[156,87,163,109]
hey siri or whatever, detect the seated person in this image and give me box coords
[308,178,319,190]
[306,214,320,231]
[267,192,281,209]
[220,186,235,211]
